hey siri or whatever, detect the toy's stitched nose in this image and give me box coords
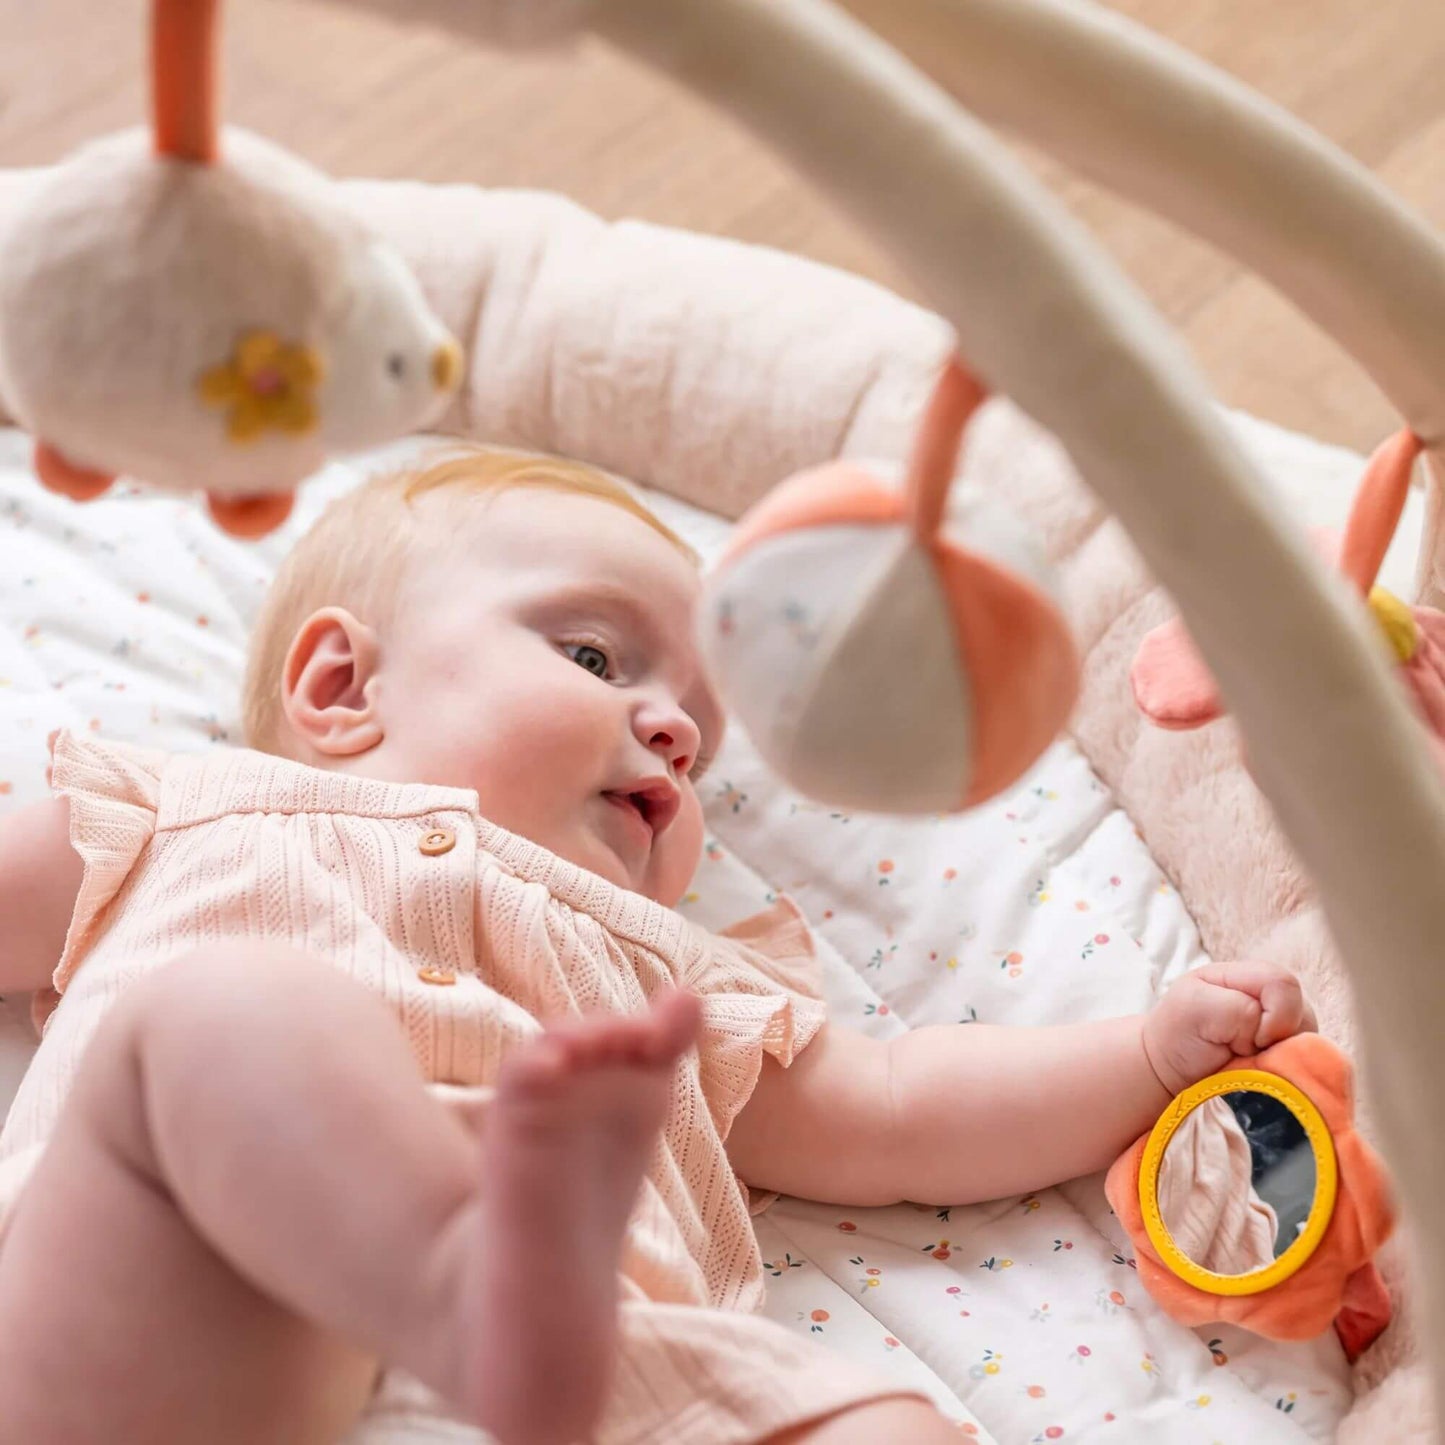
[432,338,463,392]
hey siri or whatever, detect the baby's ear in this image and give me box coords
[1131,615,1225,730]
[281,607,384,757]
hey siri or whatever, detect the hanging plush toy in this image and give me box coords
[1130,429,1445,759]
[699,357,1081,814]
[0,0,463,538]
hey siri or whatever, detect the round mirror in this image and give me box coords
[1139,1069,1339,1296]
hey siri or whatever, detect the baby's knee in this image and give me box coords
[132,941,343,1020]
[84,944,361,1097]
[70,943,384,1160]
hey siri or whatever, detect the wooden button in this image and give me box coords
[419,827,456,857]
[417,967,457,986]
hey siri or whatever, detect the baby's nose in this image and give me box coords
[637,697,701,773]
[431,337,464,393]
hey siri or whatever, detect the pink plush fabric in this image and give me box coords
[1404,611,1445,738]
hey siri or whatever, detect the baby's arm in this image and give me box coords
[726,961,1312,1207]
[0,796,83,994]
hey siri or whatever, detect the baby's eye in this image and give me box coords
[564,642,612,679]
[689,749,715,783]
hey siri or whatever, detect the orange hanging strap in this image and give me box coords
[151,0,221,163]
[1339,426,1423,595]
[904,354,988,543]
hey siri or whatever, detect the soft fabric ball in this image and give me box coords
[698,460,1079,814]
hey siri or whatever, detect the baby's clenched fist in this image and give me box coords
[1142,961,1315,1098]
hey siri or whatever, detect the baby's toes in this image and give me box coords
[495,1035,571,1099]
[572,994,700,1071]
[542,1013,651,1074]
[546,1000,692,1075]
[638,991,702,1064]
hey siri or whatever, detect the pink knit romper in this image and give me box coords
[0,729,910,1444]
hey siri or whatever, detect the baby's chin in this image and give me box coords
[591,845,692,908]
[567,826,696,908]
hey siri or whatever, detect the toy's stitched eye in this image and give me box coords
[387,354,405,379]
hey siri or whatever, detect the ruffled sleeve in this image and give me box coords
[45,729,167,998]
[686,893,827,1144]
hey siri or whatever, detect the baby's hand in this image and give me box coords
[1142,960,1315,1098]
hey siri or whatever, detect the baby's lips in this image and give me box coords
[634,782,681,836]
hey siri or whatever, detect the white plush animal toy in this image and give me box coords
[0,0,463,538]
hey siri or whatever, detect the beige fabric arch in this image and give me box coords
[834,0,1445,609]
[581,0,1445,1409]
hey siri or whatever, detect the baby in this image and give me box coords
[0,447,1315,1445]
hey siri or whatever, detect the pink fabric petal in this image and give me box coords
[1401,609,1445,741]
[1130,616,1226,730]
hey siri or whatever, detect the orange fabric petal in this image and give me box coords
[1106,1033,1396,1352]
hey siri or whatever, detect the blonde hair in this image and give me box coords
[242,445,698,755]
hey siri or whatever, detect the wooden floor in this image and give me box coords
[0,0,1442,452]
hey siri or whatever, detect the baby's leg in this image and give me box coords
[763,1398,965,1443]
[0,944,697,1445]
[473,996,702,1443]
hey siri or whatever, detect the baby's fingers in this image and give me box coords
[1195,960,1312,1048]
[1195,981,1264,1056]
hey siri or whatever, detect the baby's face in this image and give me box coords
[373,489,722,905]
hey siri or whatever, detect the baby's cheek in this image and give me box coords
[462,693,592,825]
[654,792,706,907]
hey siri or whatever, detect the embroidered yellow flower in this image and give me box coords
[198,331,324,443]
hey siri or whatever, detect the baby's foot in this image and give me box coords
[462,990,702,1445]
